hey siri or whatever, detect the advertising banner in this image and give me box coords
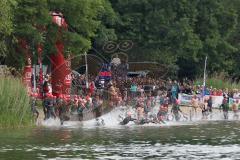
[178,93,224,108]
[23,65,32,94]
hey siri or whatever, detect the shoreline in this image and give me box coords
[35,105,226,126]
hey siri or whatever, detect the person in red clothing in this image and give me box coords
[212,88,217,96]
[89,81,95,96]
[216,89,223,96]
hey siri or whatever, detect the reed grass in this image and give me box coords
[0,77,33,128]
[195,74,240,90]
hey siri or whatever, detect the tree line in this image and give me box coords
[1,0,240,79]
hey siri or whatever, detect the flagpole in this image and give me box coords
[202,56,208,99]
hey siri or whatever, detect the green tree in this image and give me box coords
[110,0,238,78]
[0,0,16,58]
[93,0,118,48]
[14,0,50,49]
[5,0,50,68]
[110,0,202,77]
[47,0,112,56]
[223,0,240,80]
[194,0,237,76]
[8,0,114,68]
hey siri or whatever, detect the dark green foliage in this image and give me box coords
[110,0,238,79]
[47,0,104,55]
[14,0,51,47]
[1,0,240,79]
[0,0,16,57]
[9,0,113,64]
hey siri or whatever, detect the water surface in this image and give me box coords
[0,121,240,159]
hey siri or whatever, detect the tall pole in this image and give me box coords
[85,52,89,89]
[203,56,208,97]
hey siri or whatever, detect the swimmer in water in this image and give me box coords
[96,118,105,126]
[171,99,182,121]
[157,104,167,124]
[120,112,136,125]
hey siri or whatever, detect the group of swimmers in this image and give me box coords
[30,87,240,126]
[119,94,186,125]
[30,92,104,125]
[119,94,240,125]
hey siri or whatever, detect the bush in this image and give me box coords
[0,77,33,128]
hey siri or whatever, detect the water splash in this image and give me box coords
[40,118,61,127]
[40,106,240,128]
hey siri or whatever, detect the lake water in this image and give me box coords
[1,120,240,160]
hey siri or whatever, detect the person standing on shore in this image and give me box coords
[130,82,137,99]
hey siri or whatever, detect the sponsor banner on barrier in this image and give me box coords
[178,94,202,106]
[229,98,240,106]
[205,95,223,108]
[178,94,195,106]
[178,93,223,108]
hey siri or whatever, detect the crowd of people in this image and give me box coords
[30,74,240,125]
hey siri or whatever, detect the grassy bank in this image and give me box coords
[0,77,33,128]
[195,74,240,90]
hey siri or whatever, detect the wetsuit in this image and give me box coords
[77,106,84,121]
[49,99,56,119]
[120,116,136,125]
[92,98,103,118]
[220,99,229,120]
[59,102,70,125]
[171,104,182,121]
[207,98,213,113]
[31,98,39,119]
[96,118,105,126]
[201,105,208,119]
[45,99,51,119]
[43,99,48,120]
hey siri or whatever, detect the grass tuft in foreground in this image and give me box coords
[0,77,33,128]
